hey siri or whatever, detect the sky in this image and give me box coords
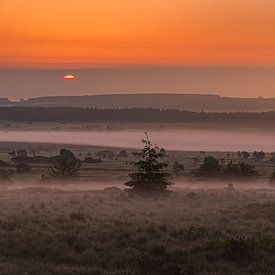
[1,0,275,68]
[0,0,275,99]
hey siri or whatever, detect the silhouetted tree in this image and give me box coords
[4,106,275,124]
[252,151,265,161]
[125,133,172,191]
[50,149,81,180]
[117,150,128,158]
[192,156,221,178]
[223,161,257,178]
[238,151,250,160]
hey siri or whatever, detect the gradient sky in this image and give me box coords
[1,0,275,68]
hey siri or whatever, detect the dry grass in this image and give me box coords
[0,186,274,274]
[0,141,275,273]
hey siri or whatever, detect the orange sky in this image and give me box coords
[1,0,275,68]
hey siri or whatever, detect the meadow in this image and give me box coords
[1,129,275,274]
[0,186,275,274]
[1,141,275,184]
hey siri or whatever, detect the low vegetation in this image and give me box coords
[192,156,258,180]
[0,188,274,274]
[0,139,275,273]
[223,161,257,178]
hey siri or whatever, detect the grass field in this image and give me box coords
[1,141,275,184]
[0,187,274,274]
[1,138,275,274]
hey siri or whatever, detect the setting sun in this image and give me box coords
[64,75,76,80]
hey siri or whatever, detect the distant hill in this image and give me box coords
[3,94,275,112]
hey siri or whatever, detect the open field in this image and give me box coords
[1,138,275,274]
[0,187,274,274]
[1,141,275,184]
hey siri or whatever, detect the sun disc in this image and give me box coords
[64,74,76,80]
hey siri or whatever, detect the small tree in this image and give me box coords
[125,133,172,191]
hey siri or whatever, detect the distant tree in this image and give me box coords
[125,133,172,191]
[50,149,81,181]
[117,150,128,158]
[252,151,265,161]
[193,156,257,180]
[238,151,250,160]
[192,156,221,178]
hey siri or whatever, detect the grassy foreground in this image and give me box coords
[0,186,274,274]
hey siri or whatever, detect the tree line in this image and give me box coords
[2,107,275,123]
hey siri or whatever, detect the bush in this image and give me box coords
[192,156,221,178]
[237,151,250,160]
[192,157,257,179]
[252,151,265,161]
[223,161,257,178]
